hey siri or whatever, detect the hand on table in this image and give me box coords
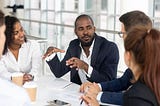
[23,73,34,84]
[80,81,93,93]
[85,82,101,98]
[81,93,100,106]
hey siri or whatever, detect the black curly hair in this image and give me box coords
[3,15,27,55]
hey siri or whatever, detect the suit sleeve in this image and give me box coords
[101,91,123,105]
[46,45,72,78]
[100,68,133,92]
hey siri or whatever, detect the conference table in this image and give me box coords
[32,75,119,106]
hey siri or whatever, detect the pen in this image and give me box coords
[80,86,89,105]
[63,82,72,89]
[80,99,83,105]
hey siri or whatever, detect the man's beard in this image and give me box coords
[79,35,95,47]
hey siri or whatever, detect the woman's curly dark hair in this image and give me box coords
[3,15,27,55]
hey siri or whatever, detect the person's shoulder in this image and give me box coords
[21,40,40,51]
[24,40,39,47]
[96,35,116,45]
[69,39,80,46]
[27,40,39,44]
[126,81,151,96]
[125,81,158,105]
[95,35,118,51]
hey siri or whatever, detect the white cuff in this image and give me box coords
[86,66,93,78]
[45,53,56,61]
[97,92,103,102]
[98,83,102,90]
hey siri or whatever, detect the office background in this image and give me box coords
[0,0,160,77]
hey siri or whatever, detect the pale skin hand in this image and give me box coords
[85,82,101,98]
[42,46,65,59]
[81,94,100,106]
[80,81,93,93]
[80,82,101,94]
[66,57,89,72]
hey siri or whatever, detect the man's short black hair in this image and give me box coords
[74,14,94,28]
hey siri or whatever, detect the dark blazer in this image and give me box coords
[47,34,119,85]
[123,81,158,106]
[100,68,133,105]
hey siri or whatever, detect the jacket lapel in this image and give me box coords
[70,42,81,83]
[73,44,81,58]
[91,35,101,66]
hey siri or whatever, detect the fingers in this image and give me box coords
[42,46,54,59]
[81,94,99,106]
[80,82,100,99]
[54,47,65,53]
[80,84,85,93]
[66,57,79,69]
[88,83,101,95]
[42,46,65,59]
[80,82,92,93]
[81,95,90,105]
[23,73,34,83]
[66,57,77,64]
[66,57,88,71]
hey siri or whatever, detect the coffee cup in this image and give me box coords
[23,82,37,102]
[11,72,23,86]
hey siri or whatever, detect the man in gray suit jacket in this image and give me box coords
[43,14,119,85]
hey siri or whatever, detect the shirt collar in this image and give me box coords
[79,39,95,55]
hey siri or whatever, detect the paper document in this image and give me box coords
[49,78,73,90]
[55,90,84,105]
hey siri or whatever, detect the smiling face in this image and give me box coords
[74,16,96,47]
[11,22,25,46]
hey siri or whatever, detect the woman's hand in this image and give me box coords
[81,94,100,106]
[80,81,93,93]
[86,82,101,98]
[23,73,34,84]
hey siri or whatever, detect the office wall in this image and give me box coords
[0,0,5,11]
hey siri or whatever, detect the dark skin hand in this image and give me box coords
[43,47,89,73]
[23,73,33,84]
[66,57,89,73]
[42,46,65,59]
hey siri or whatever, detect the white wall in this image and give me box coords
[120,0,153,15]
[0,0,5,12]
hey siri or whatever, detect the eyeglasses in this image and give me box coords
[117,31,126,38]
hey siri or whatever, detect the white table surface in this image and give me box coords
[32,75,83,106]
[32,75,120,106]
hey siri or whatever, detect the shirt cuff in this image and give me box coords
[86,66,93,78]
[98,83,102,90]
[45,53,56,61]
[97,92,103,102]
